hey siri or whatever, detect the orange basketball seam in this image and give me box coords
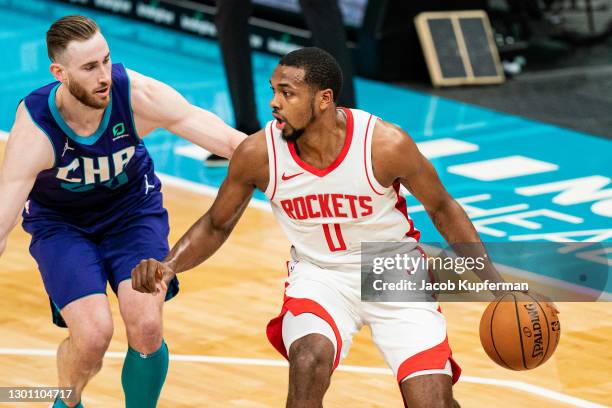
[513,293,528,370]
[490,292,511,370]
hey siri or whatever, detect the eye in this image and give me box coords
[283,91,291,97]
[85,66,95,71]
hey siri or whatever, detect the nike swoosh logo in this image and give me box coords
[281,172,304,181]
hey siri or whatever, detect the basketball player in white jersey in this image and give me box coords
[132,47,510,407]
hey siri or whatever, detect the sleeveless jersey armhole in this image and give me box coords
[23,100,58,168]
[364,115,386,196]
[264,121,278,200]
[117,64,142,143]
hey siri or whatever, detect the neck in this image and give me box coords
[56,84,105,128]
[295,107,346,160]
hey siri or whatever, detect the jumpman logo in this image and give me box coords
[24,200,30,215]
[62,139,75,157]
[144,174,155,195]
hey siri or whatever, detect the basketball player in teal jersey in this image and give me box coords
[0,15,246,407]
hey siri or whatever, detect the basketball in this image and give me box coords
[479,292,561,370]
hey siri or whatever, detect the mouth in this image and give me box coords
[272,112,286,130]
[94,86,110,98]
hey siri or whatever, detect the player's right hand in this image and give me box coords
[131,258,175,295]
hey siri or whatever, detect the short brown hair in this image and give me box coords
[46,15,99,61]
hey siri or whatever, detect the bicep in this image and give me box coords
[399,152,452,213]
[206,134,267,231]
[129,69,191,132]
[207,161,255,233]
[129,69,246,156]
[374,121,452,212]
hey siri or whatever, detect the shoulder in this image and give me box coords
[5,102,55,170]
[124,68,150,95]
[230,129,268,173]
[372,119,414,152]
[13,101,44,136]
[227,129,269,187]
[371,119,423,184]
[125,67,145,85]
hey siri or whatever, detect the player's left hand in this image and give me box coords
[131,258,175,294]
[493,288,560,314]
[524,289,560,314]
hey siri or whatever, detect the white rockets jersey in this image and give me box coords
[264,108,420,270]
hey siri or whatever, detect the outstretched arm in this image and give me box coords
[131,130,269,293]
[0,103,54,256]
[371,119,505,285]
[128,69,247,158]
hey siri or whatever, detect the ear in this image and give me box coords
[318,88,335,111]
[49,62,66,83]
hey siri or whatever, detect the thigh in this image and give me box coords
[27,222,108,326]
[282,311,338,359]
[267,261,362,369]
[365,302,460,384]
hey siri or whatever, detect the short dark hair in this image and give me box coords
[47,15,99,61]
[279,47,343,103]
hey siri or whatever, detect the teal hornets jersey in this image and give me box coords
[23,63,161,228]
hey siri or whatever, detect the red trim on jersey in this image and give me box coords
[363,114,385,196]
[393,181,421,241]
[266,297,344,370]
[267,261,343,369]
[287,108,354,177]
[396,336,461,385]
[268,121,278,201]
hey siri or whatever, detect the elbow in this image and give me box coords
[207,214,233,240]
[227,131,248,158]
[427,196,454,215]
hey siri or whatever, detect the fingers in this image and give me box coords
[131,259,163,294]
[526,290,560,315]
[131,261,144,292]
[145,259,159,293]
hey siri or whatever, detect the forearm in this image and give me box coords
[429,199,505,284]
[0,194,25,258]
[164,213,230,273]
[0,217,18,258]
[172,107,247,159]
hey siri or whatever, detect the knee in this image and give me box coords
[72,322,113,361]
[126,315,162,350]
[289,335,334,377]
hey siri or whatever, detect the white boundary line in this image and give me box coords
[0,130,8,141]
[0,348,605,408]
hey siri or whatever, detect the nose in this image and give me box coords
[99,67,111,85]
[269,92,280,111]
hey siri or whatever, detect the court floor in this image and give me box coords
[0,1,611,407]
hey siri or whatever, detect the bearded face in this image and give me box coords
[66,71,112,109]
[52,31,113,110]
